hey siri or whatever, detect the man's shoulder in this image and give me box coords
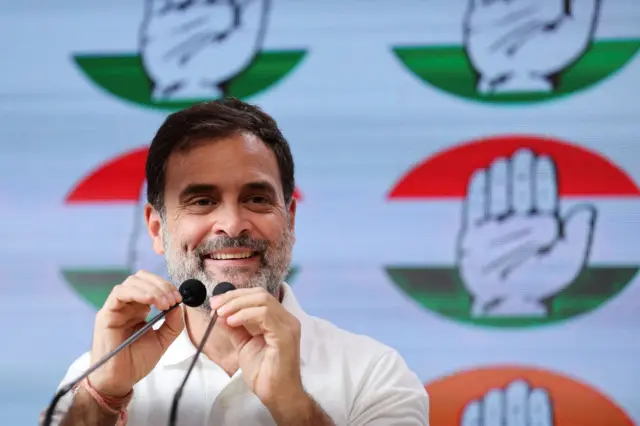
[308,315,392,351]
[302,314,403,370]
[302,315,429,423]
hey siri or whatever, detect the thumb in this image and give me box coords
[567,0,600,24]
[555,204,596,269]
[562,204,596,244]
[155,305,185,350]
[240,0,267,28]
[216,315,252,350]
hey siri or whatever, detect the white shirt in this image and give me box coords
[45,284,429,425]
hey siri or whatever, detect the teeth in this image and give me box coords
[211,252,254,260]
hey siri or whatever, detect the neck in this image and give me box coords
[183,284,285,377]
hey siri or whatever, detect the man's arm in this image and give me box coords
[58,386,120,426]
[39,385,119,426]
[39,353,120,426]
[269,392,336,426]
[349,350,429,425]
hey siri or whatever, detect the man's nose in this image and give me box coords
[211,204,252,237]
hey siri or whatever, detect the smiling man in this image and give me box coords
[44,98,429,426]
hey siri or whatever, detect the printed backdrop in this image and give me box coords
[1,0,639,425]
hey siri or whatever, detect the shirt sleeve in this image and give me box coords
[348,350,429,426]
[39,352,91,426]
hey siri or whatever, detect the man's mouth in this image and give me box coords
[205,250,260,260]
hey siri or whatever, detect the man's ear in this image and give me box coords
[145,204,165,255]
[287,198,297,243]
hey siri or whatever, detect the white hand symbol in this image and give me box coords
[140,0,270,101]
[128,182,169,281]
[463,0,601,94]
[457,149,596,317]
[461,380,554,426]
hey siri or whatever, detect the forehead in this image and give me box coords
[164,133,282,195]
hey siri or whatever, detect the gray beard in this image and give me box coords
[160,219,293,315]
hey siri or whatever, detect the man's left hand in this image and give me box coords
[210,287,306,412]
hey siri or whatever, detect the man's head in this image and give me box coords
[143,98,296,313]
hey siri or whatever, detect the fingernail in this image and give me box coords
[161,296,169,309]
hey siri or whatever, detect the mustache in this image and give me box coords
[193,235,269,256]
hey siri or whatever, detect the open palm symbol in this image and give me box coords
[456,149,596,317]
[140,0,270,101]
[462,380,554,426]
[463,0,601,94]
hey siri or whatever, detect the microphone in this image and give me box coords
[42,279,208,426]
[168,281,236,426]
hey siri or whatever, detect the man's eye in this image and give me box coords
[193,198,214,206]
[248,196,269,204]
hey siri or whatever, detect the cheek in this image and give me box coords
[173,218,212,251]
[254,215,289,243]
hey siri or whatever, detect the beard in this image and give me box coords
[160,219,294,315]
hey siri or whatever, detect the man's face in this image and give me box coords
[145,133,296,313]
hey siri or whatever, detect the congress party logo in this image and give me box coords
[62,146,303,310]
[72,0,306,111]
[425,366,633,425]
[393,0,640,104]
[386,135,640,328]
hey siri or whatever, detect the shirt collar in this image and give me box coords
[159,282,313,367]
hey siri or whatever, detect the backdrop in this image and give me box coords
[1,1,639,425]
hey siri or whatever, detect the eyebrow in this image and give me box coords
[178,181,278,200]
[179,184,218,201]
[243,181,277,197]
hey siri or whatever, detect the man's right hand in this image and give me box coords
[87,270,185,398]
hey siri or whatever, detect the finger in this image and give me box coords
[529,388,553,426]
[209,287,264,311]
[215,290,275,317]
[567,0,599,25]
[225,306,272,332]
[554,205,596,268]
[489,157,510,218]
[483,388,504,426]
[511,149,535,214]
[534,155,558,214]
[216,316,253,349]
[99,303,152,329]
[134,270,182,306]
[155,305,185,350]
[126,278,176,312]
[461,400,481,426]
[562,204,596,241]
[505,380,528,426]
[464,169,488,228]
[122,313,152,331]
[104,280,158,312]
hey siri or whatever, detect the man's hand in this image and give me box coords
[463,0,600,94]
[211,287,335,425]
[89,270,185,398]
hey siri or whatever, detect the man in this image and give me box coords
[44,98,430,425]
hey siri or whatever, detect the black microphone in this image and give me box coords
[42,279,208,426]
[168,281,236,426]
